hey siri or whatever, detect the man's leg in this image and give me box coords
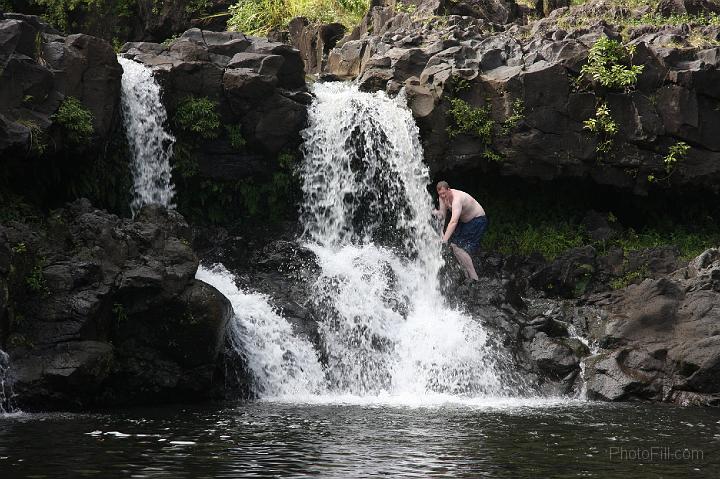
[450,243,479,281]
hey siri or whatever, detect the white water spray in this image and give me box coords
[196,264,326,398]
[119,57,175,215]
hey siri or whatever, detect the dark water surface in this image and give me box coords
[1,399,718,478]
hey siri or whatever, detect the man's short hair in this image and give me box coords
[436,180,450,191]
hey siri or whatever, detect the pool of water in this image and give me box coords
[1,398,718,478]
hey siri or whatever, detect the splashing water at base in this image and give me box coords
[196,264,326,398]
[119,57,175,216]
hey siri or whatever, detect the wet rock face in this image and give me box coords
[0,200,233,410]
[0,14,122,158]
[308,3,720,194]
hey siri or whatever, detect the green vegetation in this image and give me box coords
[583,102,617,156]
[610,264,649,290]
[447,98,494,143]
[648,141,690,183]
[475,177,720,262]
[500,99,525,135]
[226,124,247,151]
[174,96,220,139]
[447,98,503,162]
[54,96,94,145]
[16,119,48,156]
[581,36,644,90]
[112,303,127,323]
[25,260,46,293]
[31,0,139,30]
[227,0,369,36]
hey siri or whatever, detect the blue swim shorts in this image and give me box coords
[449,215,488,253]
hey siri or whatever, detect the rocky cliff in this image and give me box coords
[293,0,720,194]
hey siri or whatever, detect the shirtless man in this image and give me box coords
[432,181,488,281]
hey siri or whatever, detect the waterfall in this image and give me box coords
[300,83,516,398]
[196,82,522,402]
[0,348,15,413]
[196,264,326,398]
[118,57,175,216]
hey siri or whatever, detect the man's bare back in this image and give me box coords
[440,188,485,223]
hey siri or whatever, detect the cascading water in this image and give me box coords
[300,82,519,399]
[118,57,175,216]
[196,264,326,398]
[196,82,525,403]
[0,348,15,413]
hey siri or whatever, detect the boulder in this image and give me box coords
[0,200,234,410]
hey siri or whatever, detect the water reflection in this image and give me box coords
[1,402,718,478]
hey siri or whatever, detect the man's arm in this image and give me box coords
[442,198,462,243]
[432,199,447,236]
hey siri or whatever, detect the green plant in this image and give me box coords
[26,261,46,293]
[583,102,617,156]
[54,96,94,144]
[226,124,247,151]
[446,98,494,144]
[186,0,212,14]
[172,141,200,178]
[610,264,649,290]
[450,75,471,94]
[174,96,220,139]
[227,0,368,36]
[500,99,525,135]
[32,0,102,31]
[648,141,690,183]
[395,1,417,14]
[16,119,48,155]
[581,36,644,90]
[11,242,27,254]
[112,303,127,323]
[161,34,180,47]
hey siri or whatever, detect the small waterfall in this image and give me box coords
[119,57,175,216]
[196,264,326,399]
[567,324,599,399]
[0,349,15,413]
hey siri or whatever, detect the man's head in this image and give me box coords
[436,181,451,202]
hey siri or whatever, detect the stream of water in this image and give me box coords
[118,56,176,216]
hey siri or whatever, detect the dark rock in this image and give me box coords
[530,246,597,298]
[0,200,233,410]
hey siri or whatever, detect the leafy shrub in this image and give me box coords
[227,0,368,36]
[648,141,690,183]
[583,102,617,155]
[447,98,494,143]
[16,119,47,155]
[54,96,94,144]
[226,124,247,151]
[174,96,220,139]
[581,36,644,90]
[500,99,525,135]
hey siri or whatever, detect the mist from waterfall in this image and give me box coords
[119,57,175,216]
